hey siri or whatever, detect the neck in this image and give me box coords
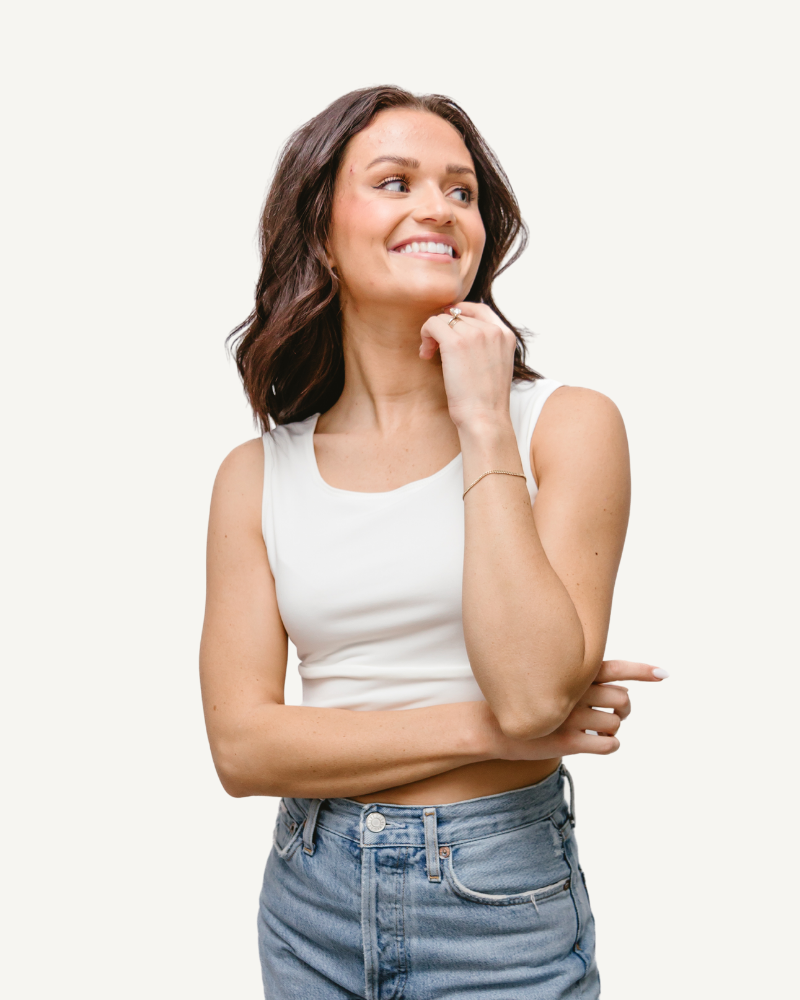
[325,298,450,434]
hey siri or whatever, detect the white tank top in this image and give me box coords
[261,378,563,711]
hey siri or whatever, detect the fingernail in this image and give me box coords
[652,668,670,679]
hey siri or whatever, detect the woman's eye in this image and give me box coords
[378,177,410,193]
[450,187,472,204]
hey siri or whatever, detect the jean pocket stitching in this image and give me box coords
[444,855,571,907]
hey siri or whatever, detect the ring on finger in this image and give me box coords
[448,307,463,328]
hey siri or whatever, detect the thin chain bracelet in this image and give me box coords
[462,470,526,500]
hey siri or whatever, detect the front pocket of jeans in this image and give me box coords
[443,817,572,906]
[445,859,573,907]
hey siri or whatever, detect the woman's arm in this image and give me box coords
[199,440,627,799]
[421,305,631,741]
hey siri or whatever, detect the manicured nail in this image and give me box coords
[652,668,670,679]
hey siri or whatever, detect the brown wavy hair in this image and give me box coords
[229,85,541,428]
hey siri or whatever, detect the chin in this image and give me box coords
[393,276,466,312]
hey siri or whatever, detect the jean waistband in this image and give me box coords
[281,764,573,856]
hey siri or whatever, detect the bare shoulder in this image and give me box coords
[209,438,265,537]
[537,385,625,437]
[531,386,629,484]
[214,437,264,490]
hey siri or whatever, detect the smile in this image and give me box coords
[388,235,459,259]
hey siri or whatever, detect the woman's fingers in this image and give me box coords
[504,704,622,761]
[560,731,620,756]
[577,658,669,729]
[448,301,512,331]
[496,670,653,764]
[511,726,620,761]
[594,659,669,684]
[419,312,478,359]
[568,706,621,737]
[578,683,631,720]
[419,314,448,359]
[419,307,515,363]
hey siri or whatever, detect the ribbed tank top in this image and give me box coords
[261,378,563,711]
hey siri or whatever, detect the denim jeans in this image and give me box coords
[258,765,599,999]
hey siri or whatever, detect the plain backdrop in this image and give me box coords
[2,2,798,997]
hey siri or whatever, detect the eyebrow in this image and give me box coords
[445,164,477,177]
[366,155,420,170]
[365,154,476,178]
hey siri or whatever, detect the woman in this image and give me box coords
[200,86,665,999]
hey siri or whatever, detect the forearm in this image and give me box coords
[459,417,589,739]
[212,700,498,799]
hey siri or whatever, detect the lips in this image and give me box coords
[388,233,460,258]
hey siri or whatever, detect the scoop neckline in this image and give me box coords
[306,412,462,498]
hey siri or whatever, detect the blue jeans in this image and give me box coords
[258,765,599,999]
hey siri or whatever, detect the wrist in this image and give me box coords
[455,411,515,444]
[457,417,524,485]
[462,701,504,760]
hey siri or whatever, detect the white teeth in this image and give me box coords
[395,240,454,255]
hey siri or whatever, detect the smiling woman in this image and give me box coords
[228,88,538,427]
[201,85,664,999]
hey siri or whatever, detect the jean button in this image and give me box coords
[366,812,386,832]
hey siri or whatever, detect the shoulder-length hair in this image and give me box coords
[229,85,541,428]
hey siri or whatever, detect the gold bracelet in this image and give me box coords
[462,469,526,500]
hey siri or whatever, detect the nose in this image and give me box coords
[411,181,455,227]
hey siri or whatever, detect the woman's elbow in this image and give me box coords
[495,693,573,742]
[212,750,254,797]
[217,769,254,798]
[211,739,278,799]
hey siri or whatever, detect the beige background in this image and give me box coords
[2,1,797,996]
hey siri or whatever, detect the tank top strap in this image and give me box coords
[508,378,564,500]
[261,414,319,571]
[261,427,276,566]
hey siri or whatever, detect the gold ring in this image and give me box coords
[448,307,462,328]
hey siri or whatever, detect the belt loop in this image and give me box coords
[423,808,441,882]
[560,763,576,827]
[303,799,324,855]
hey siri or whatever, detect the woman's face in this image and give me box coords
[328,109,486,318]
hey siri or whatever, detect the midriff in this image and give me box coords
[350,757,562,806]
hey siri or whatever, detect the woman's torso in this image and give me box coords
[261,378,564,804]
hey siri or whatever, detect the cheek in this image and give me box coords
[463,220,487,282]
[468,216,487,260]
[330,195,393,270]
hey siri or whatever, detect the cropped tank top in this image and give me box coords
[261,378,563,712]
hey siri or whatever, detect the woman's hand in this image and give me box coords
[489,659,668,761]
[420,302,517,430]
